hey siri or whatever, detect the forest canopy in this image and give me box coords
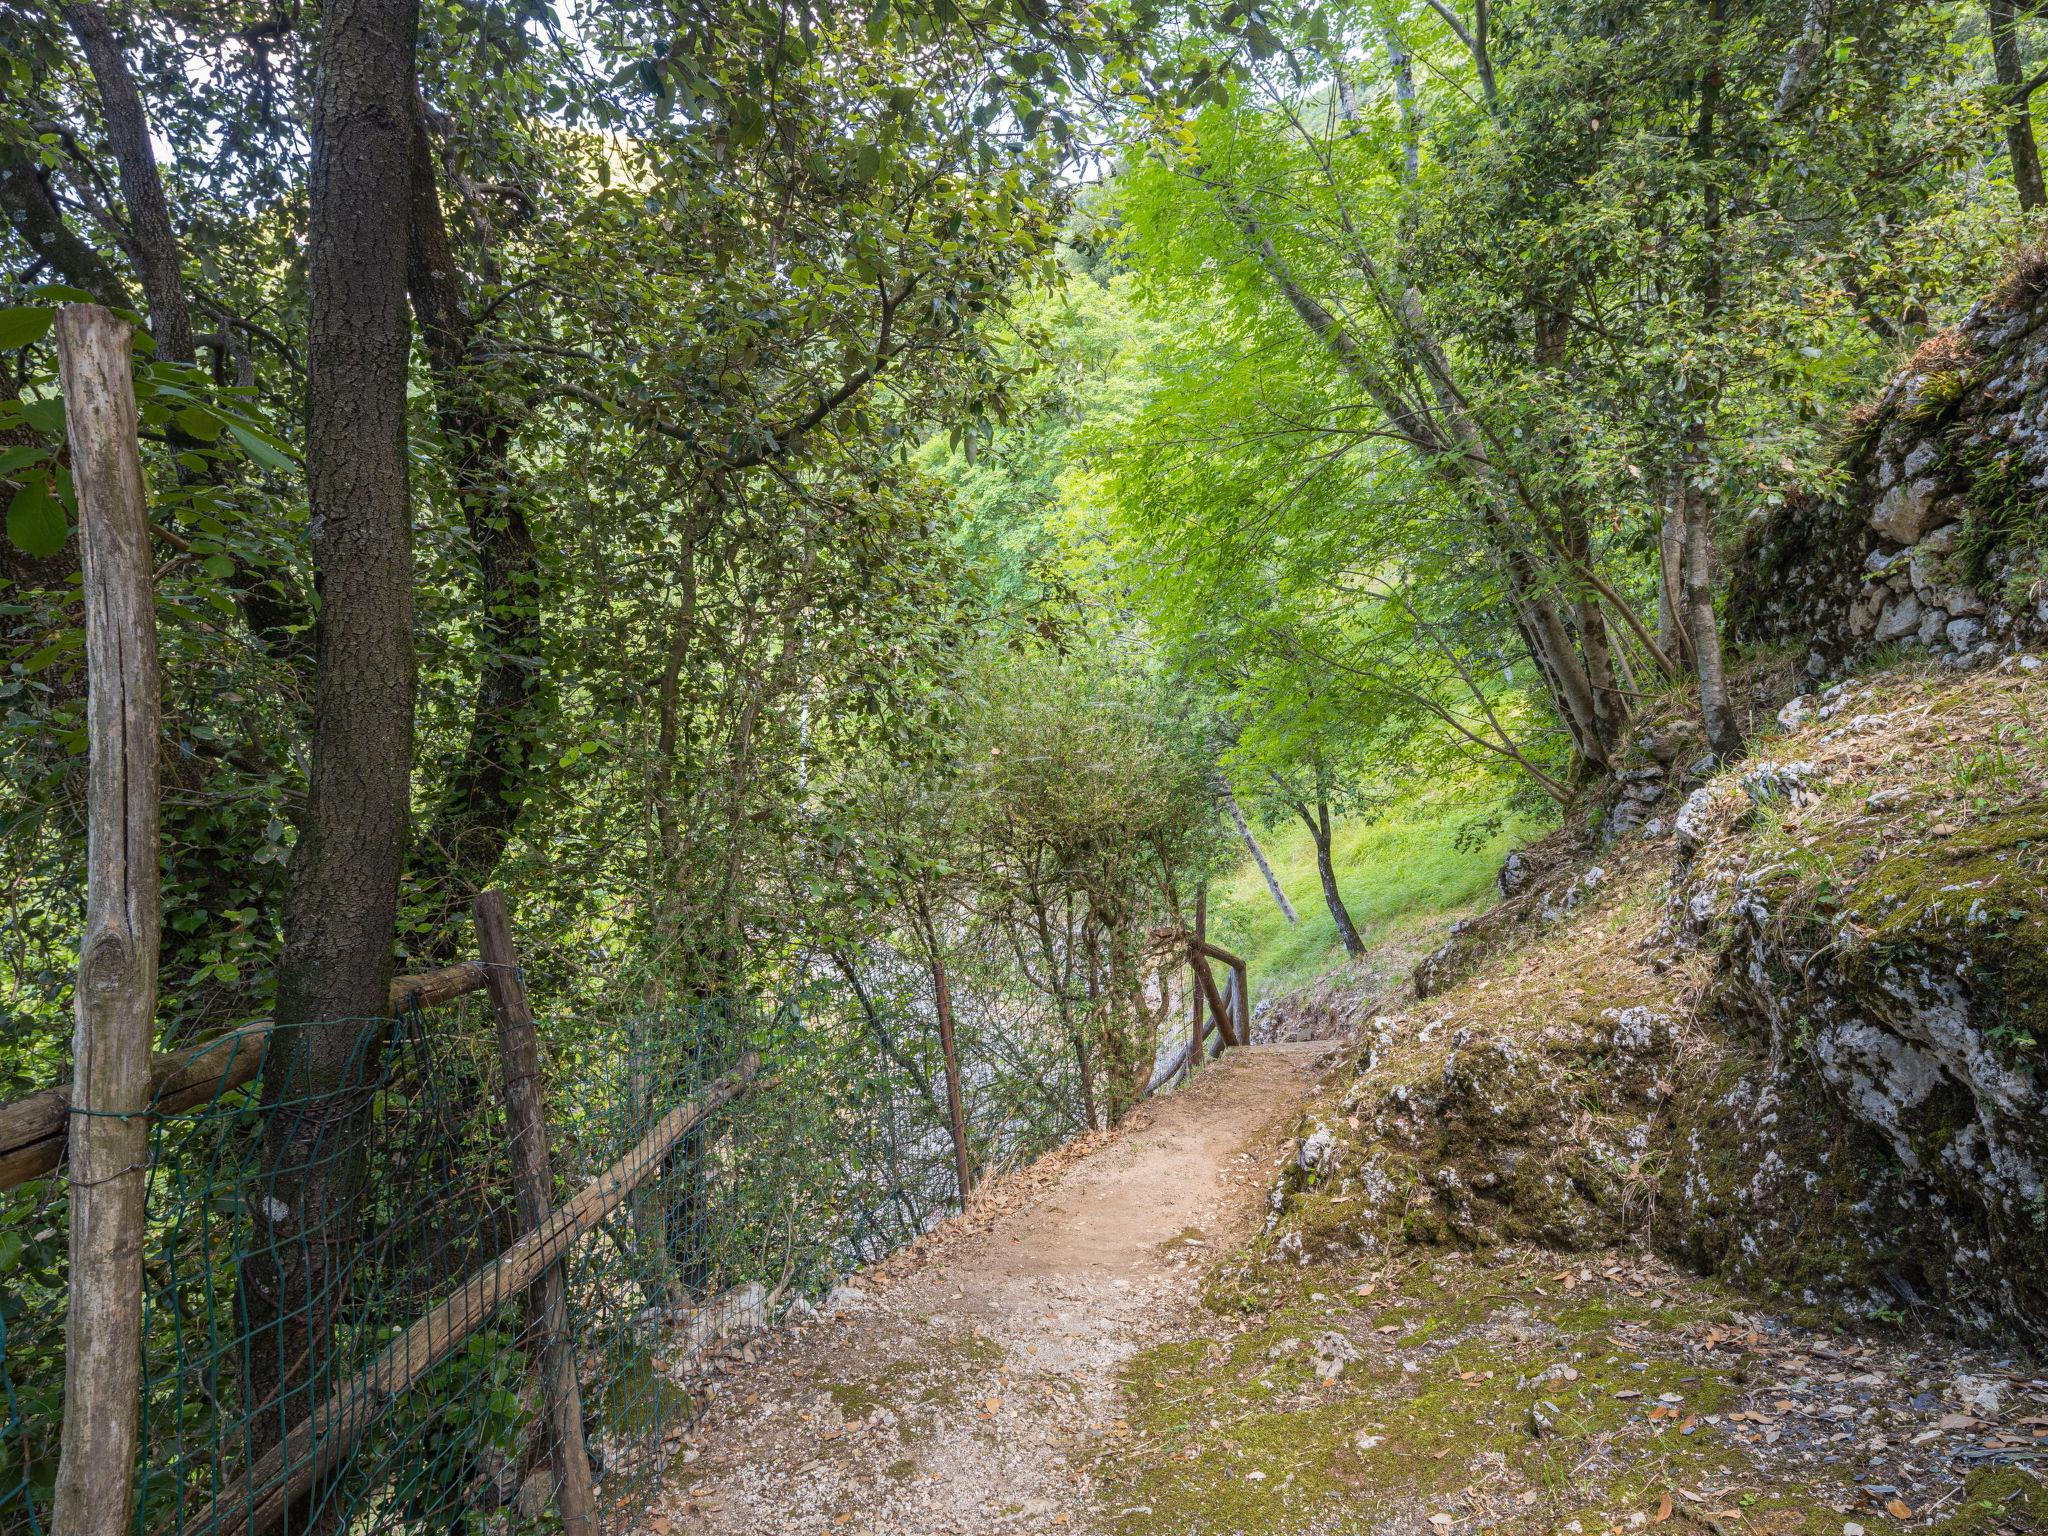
[1,0,2043,1099]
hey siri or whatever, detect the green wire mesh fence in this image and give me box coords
[0,971,1097,1536]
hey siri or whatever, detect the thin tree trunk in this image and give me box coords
[1220,777,1297,923]
[50,303,160,1536]
[1686,0,1743,767]
[1991,0,2045,210]
[64,3,193,361]
[248,0,421,1466]
[0,141,130,309]
[1681,476,1742,762]
[1658,488,1694,671]
[1311,801,1365,958]
[406,105,546,916]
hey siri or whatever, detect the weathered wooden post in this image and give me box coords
[1185,887,1208,1074]
[932,954,973,1209]
[50,303,160,1536]
[471,890,595,1536]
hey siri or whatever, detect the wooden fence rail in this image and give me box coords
[184,1050,766,1536]
[0,962,490,1192]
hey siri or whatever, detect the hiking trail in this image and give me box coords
[655,1043,1339,1535]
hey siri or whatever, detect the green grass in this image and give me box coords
[1211,785,1548,1004]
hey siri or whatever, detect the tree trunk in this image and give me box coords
[1680,476,1742,763]
[1658,488,1695,671]
[1683,0,1742,768]
[1219,777,1297,923]
[406,105,547,918]
[50,303,160,1536]
[64,2,194,363]
[1562,495,1626,747]
[1774,0,1835,117]
[0,141,131,309]
[1991,0,2045,210]
[248,0,420,1466]
[1311,801,1364,957]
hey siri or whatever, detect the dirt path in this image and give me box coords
[654,1043,1339,1536]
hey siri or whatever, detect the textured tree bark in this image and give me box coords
[1311,801,1365,958]
[63,2,194,362]
[1681,479,1742,763]
[1561,496,1626,748]
[472,891,594,1536]
[1685,0,1743,767]
[50,303,160,1536]
[1220,777,1297,924]
[1991,0,2045,210]
[1774,0,1835,117]
[1658,489,1694,671]
[246,0,420,1468]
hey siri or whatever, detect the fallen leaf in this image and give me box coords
[1886,1500,1913,1520]
[1655,1493,1674,1524]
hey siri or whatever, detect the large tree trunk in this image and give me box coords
[1991,0,2045,210]
[63,2,193,362]
[247,0,420,1468]
[1561,496,1626,748]
[1219,776,1297,924]
[1310,800,1364,958]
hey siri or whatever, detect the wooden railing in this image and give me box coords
[0,962,491,1192]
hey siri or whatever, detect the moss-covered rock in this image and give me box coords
[1660,782,2048,1344]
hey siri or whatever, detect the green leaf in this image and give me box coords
[175,406,225,442]
[201,553,235,580]
[21,397,63,436]
[0,307,53,351]
[224,421,296,473]
[6,476,66,557]
[0,445,50,477]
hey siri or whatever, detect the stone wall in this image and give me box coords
[1728,260,2048,674]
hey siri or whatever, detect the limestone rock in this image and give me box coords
[1874,594,1923,642]
[1870,476,1941,542]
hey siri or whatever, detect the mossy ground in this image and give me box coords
[1095,1246,2044,1536]
[1097,661,2048,1535]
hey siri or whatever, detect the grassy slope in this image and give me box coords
[1209,787,1548,1004]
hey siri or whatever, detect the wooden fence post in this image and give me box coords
[1188,949,1237,1050]
[50,303,160,1536]
[1185,887,1208,1074]
[471,890,595,1536]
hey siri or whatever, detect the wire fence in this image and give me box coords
[0,970,1102,1536]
